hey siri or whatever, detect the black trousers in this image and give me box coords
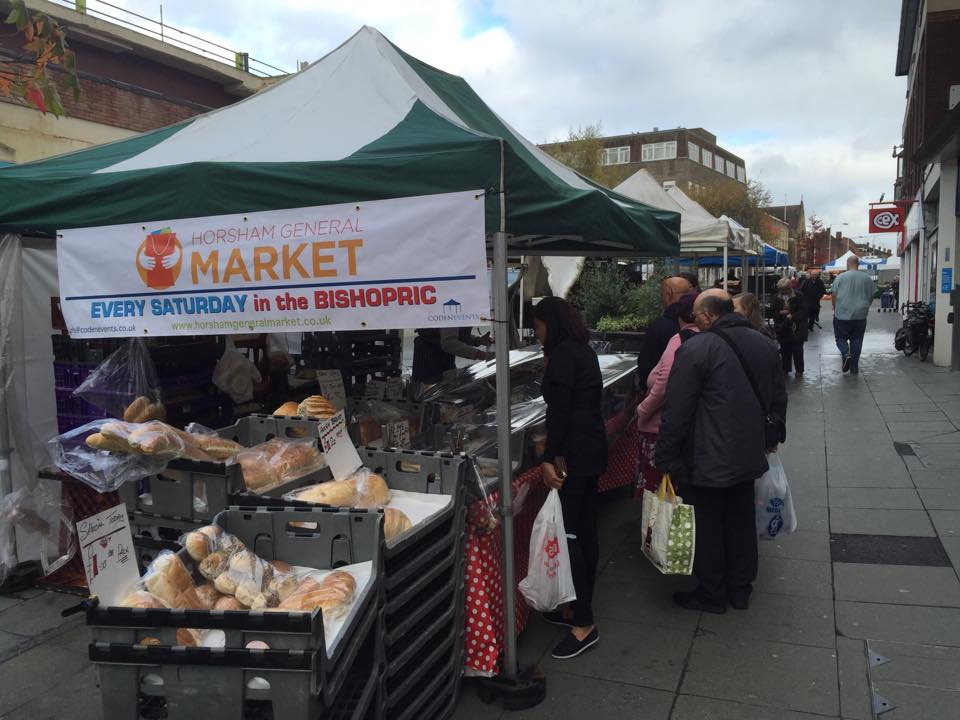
[558,475,599,626]
[807,301,821,329]
[780,341,805,374]
[680,479,758,605]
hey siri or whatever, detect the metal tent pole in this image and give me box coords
[723,243,728,291]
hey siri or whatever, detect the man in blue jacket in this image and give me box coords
[655,289,788,613]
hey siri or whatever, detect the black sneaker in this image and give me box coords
[673,590,727,614]
[842,355,852,373]
[541,611,574,628]
[551,627,599,659]
[727,595,750,610]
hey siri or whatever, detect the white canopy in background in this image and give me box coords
[823,250,879,272]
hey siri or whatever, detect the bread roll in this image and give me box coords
[194,583,221,609]
[176,628,200,647]
[186,434,243,461]
[274,401,299,417]
[183,526,221,562]
[128,422,183,457]
[270,560,292,573]
[86,432,132,454]
[123,396,151,423]
[213,596,244,611]
[291,480,356,507]
[139,636,161,646]
[384,508,413,541]
[199,550,230,580]
[352,472,389,508]
[235,580,268,609]
[323,571,357,596]
[214,571,238,596]
[267,574,300,604]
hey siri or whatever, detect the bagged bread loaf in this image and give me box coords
[195,583,221,609]
[349,468,390,508]
[142,552,204,609]
[233,438,325,493]
[283,468,389,508]
[276,570,357,619]
[127,421,186,458]
[297,395,337,420]
[120,590,168,609]
[123,395,167,423]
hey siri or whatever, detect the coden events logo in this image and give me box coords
[427,298,484,323]
[135,227,183,290]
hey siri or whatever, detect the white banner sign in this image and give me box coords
[58,191,489,338]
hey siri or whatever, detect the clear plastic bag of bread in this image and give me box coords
[180,526,299,609]
[229,437,326,494]
[117,589,201,646]
[50,419,172,492]
[72,338,163,420]
[271,569,357,621]
[283,466,389,509]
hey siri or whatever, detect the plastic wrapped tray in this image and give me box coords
[87,506,384,716]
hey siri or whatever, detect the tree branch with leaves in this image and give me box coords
[1,0,80,116]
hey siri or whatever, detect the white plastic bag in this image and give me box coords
[518,489,576,611]
[756,454,797,539]
[212,339,262,404]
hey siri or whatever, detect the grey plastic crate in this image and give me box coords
[118,415,331,523]
[88,507,384,717]
[385,624,463,719]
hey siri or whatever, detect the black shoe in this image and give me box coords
[541,611,574,628]
[551,627,599,659]
[728,596,750,610]
[842,356,852,373]
[673,590,726,614]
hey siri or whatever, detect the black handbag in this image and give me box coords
[712,328,787,447]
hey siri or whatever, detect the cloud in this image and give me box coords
[100,0,905,248]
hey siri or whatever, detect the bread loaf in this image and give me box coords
[185,434,242,461]
[384,508,413,541]
[128,422,183,457]
[273,401,299,417]
[351,471,390,508]
[144,554,200,608]
[297,395,337,420]
[176,628,200,647]
[123,396,151,423]
[194,583,221,609]
[238,452,278,492]
[120,590,167,609]
[277,571,356,617]
[291,480,356,506]
[268,442,325,483]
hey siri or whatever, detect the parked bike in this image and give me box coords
[895,302,935,361]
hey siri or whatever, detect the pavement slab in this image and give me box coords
[929,510,960,538]
[917,488,960,509]
[871,681,960,720]
[0,623,90,716]
[836,636,872,720]
[670,694,842,719]
[754,558,833,599]
[758,530,832,562]
[833,563,960,606]
[835,601,960,646]
[681,637,840,716]
[829,508,935,536]
[507,673,675,720]
[827,487,923,510]
[698,592,835,649]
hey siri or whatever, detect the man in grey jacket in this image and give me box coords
[655,290,788,613]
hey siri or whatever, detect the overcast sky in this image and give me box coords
[103,0,905,247]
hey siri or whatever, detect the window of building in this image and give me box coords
[662,180,677,189]
[641,141,677,162]
[726,160,736,178]
[687,141,699,162]
[736,165,746,182]
[714,155,725,173]
[701,149,713,168]
[601,145,630,165]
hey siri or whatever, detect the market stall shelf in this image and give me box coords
[87,507,384,719]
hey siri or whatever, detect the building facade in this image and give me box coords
[761,202,806,264]
[0,0,268,164]
[542,127,747,192]
[894,0,960,367]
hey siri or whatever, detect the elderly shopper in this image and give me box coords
[832,255,876,374]
[771,278,809,376]
[655,290,788,613]
[636,275,694,389]
[635,292,700,496]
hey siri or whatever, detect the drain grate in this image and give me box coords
[830,534,951,567]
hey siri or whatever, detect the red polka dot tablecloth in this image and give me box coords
[460,418,640,675]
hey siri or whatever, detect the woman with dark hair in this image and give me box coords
[733,292,775,339]
[532,296,606,660]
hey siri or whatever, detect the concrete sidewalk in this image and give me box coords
[454,306,960,720]
[2,305,959,719]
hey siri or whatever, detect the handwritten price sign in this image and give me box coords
[76,504,139,605]
[317,410,363,481]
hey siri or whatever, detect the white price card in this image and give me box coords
[364,380,387,400]
[384,377,405,401]
[385,420,411,449]
[316,369,347,410]
[318,410,363,481]
[76,504,139,605]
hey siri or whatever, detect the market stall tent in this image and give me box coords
[823,250,878,272]
[0,25,679,682]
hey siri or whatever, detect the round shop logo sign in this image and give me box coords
[135,227,183,290]
[873,211,898,230]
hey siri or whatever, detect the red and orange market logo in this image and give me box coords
[135,227,183,290]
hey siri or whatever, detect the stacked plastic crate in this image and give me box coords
[124,415,331,568]
[358,448,470,720]
[86,507,384,720]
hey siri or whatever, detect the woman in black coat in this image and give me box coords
[533,297,607,660]
[771,279,809,376]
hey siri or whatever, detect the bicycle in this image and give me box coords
[895,302,934,361]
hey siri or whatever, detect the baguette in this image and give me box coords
[86,432,132,454]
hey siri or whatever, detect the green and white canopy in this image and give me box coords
[0,27,678,256]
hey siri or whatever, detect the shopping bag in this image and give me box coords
[518,489,576,611]
[641,474,695,575]
[755,453,798,539]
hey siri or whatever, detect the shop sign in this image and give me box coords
[77,504,139,605]
[58,191,489,338]
[868,206,905,233]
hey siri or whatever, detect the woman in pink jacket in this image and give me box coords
[635,292,700,496]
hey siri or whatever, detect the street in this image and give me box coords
[2,306,960,719]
